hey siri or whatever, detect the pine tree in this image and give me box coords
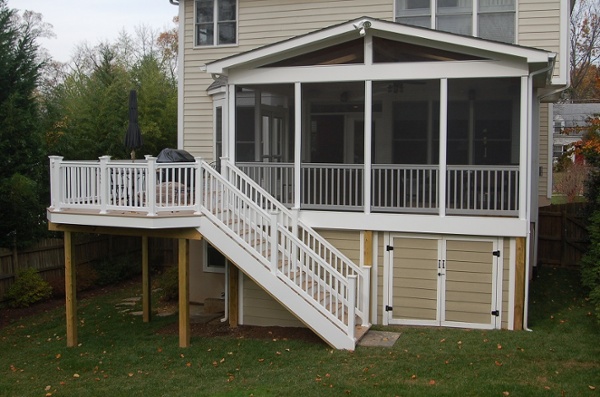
[0,0,46,248]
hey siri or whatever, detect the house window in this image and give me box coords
[203,241,227,273]
[395,0,515,43]
[195,0,237,46]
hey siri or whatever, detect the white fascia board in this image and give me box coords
[47,211,202,229]
[227,59,529,85]
[299,210,529,238]
[205,17,553,76]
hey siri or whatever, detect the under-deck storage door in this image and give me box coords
[441,238,499,329]
[387,235,501,329]
[388,236,441,326]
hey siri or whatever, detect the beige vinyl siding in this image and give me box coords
[181,0,392,158]
[314,229,361,264]
[517,0,562,79]
[241,275,305,327]
[538,103,550,201]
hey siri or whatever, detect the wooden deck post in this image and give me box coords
[64,231,77,347]
[229,264,239,328]
[363,231,373,267]
[514,237,526,330]
[178,238,190,347]
[142,236,151,323]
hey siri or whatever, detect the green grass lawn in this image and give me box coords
[1,267,598,397]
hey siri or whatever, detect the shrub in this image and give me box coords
[93,255,140,286]
[156,266,178,301]
[6,268,53,308]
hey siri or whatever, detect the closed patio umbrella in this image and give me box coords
[125,89,143,160]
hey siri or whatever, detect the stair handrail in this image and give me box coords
[197,160,355,334]
[220,158,367,322]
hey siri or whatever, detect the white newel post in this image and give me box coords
[146,156,157,216]
[48,156,64,211]
[348,275,357,340]
[220,157,230,182]
[361,268,370,326]
[99,156,111,214]
[270,211,279,275]
[195,157,203,214]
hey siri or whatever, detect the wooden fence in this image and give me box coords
[538,202,588,268]
[0,235,178,302]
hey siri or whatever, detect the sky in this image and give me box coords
[11,0,178,63]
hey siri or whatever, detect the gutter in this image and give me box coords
[523,56,557,332]
[169,0,179,5]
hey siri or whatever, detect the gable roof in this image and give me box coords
[204,16,555,76]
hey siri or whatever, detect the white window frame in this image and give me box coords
[394,0,516,43]
[195,0,239,47]
[203,240,227,273]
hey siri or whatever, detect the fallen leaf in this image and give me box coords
[45,386,52,391]
[429,380,436,385]
[411,374,417,380]
[544,386,551,390]
[495,361,503,366]
[55,354,61,359]
[502,392,510,396]
[73,374,80,378]
[128,373,134,377]
[258,358,265,362]
[220,358,225,363]
[497,344,502,350]
[589,385,596,390]
[439,338,446,343]
[186,362,192,367]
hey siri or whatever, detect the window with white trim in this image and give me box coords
[395,0,515,44]
[195,0,237,46]
[203,241,227,273]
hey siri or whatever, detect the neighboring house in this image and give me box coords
[47,0,572,350]
[552,103,600,164]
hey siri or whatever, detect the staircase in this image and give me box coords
[195,159,370,350]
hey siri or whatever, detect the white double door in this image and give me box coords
[385,235,503,329]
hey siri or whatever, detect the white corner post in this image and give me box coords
[146,156,157,217]
[99,156,111,214]
[49,156,64,211]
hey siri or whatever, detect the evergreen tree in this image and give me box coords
[0,0,46,248]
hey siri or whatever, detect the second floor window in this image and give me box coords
[195,0,237,46]
[395,0,515,44]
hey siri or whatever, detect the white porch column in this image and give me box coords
[519,76,529,220]
[99,155,111,214]
[294,82,302,209]
[227,84,236,161]
[439,79,448,217]
[364,80,372,215]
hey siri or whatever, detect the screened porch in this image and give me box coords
[232,77,521,216]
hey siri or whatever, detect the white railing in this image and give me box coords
[446,165,519,215]
[201,160,360,337]
[49,156,200,216]
[232,162,518,216]
[236,162,294,207]
[224,159,369,326]
[301,163,363,210]
[372,164,438,213]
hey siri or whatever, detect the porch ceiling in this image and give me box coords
[204,16,554,80]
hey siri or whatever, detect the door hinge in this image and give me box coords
[385,305,393,312]
[492,250,501,257]
[491,310,500,316]
[386,245,394,251]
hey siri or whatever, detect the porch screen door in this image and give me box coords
[261,113,284,199]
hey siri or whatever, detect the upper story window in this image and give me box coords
[396,0,515,44]
[195,0,237,46]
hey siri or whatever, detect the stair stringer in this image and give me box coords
[197,215,356,350]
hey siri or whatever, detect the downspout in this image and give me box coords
[169,0,179,5]
[523,55,556,332]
